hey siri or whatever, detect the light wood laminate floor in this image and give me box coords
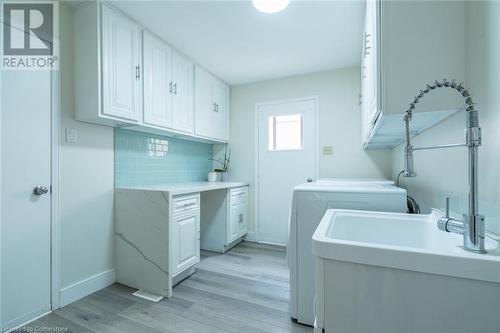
[18,242,312,333]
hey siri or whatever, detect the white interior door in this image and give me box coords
[1,70,52,328]
[257,98,316,245]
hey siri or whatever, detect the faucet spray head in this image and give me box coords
[403,113,417,177]
[403,145,417,177]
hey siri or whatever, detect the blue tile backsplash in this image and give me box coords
[115,129,213,187]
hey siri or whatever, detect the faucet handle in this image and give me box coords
[445,197,450,218]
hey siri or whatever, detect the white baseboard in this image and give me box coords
[4,309,51,332]
[59,269,116,307]
[244,231,257,242]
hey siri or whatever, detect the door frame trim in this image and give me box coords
[254,96,319,244]
[51,68,61,310]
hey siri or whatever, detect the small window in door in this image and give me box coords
[268,114,303,151]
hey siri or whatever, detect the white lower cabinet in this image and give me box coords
[229,203,248,243]
[200,186,248,253]
[170,193,200,276]
[115,186,248,299]
[229,204,241,243]
[229,188,248,243]
[115,190,200,299]
[171,196,200,276]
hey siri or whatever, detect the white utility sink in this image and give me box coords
[313,209,500,283]
[312,209,500,333]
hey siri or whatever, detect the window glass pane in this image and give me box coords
[268,114,303,151]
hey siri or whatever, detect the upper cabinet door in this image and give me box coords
[143,32,173,128]
[361,0,380,143]
[212,78,230,141]
[171,51,194,134]
[365,0,379,125]
[194,66,214,138]
[101,5,142,121]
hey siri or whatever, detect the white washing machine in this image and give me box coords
[314,178,395,185]
[288,179,407,326]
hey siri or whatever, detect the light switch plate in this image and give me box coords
[66,128,78,143]
[323,146,333,155]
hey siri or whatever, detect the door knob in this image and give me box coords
[33,186,49,195]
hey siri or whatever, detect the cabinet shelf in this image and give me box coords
[364,109,462,149]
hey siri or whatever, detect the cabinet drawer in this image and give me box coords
[173,194,200,214]
[230,187,248,205]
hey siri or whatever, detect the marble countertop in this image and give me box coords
[116,182,249,196]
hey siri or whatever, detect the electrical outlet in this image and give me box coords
[323,146,333,155]
[66,128,78,143]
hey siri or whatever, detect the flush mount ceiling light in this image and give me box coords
[252,0,290,14]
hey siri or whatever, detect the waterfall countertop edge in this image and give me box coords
[115,182,249,195]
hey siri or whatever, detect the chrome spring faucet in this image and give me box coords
[402,79,486,254]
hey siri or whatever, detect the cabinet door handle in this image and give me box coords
[169,81,173,93]
[239,213,244,223]
[173,82,177,95]
[364,34,371,56]
[213,102,218,112]
[135,65,140,79]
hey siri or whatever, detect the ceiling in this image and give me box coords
[112,0,365,85]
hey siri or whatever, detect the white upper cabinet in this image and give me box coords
[212,79,230,141]
[74,2,228,143]
[361,0,379,144]
[142,32,194,134]
[194,67,214,138]
[195,66,230,142]
[171,52,195,134]
[143,31,173,128]
[75,2,142,125]
[101,5,142,122]
[361,0,466,149]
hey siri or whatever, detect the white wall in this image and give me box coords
[392,1,500,234]
[230,67,393,234]
[58,3,115,304]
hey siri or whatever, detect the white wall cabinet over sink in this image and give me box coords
[200,186,248,253]
[195,65,230,142]
[143,31,194,134]
[361,0,466,149]
[74,2,227,143]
